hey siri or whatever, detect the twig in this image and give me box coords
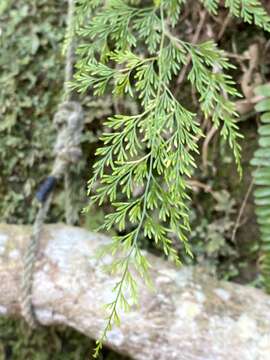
[177,11,207,85]
[223,52,251,60]
[202,125,217,173]
[187,180,213,193]
[217,13,231,40]
[187,180,222,202]
[231,179,254,243]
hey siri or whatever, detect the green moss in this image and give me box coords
[0,318,130,360]
[0,0,65,224]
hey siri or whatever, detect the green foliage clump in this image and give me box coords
[190,190,238,276]
[251,84,270,293]
[0,318,129,360]
[73,0,270,353]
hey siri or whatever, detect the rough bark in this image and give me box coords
[0,224,270,360]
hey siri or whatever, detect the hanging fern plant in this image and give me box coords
[72,0,270,355]
[251,84,270,293]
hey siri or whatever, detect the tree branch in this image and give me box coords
[0,224,269,360]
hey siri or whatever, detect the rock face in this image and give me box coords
[0,223,270,360]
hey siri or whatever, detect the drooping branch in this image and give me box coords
[0,224,270,360]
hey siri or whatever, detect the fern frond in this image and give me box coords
[251,84,270,293]
[201,0,270,31]
[71,0,269,356]
[225,0,270,31]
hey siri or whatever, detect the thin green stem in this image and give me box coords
[125,153,150,164]
[116,56,158,73]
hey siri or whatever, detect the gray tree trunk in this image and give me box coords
[0,224,269,360]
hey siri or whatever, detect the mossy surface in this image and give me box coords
[0,318,130,360]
